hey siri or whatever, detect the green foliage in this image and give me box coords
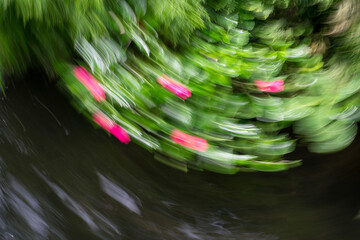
[146,0,209,43]
[207,0,238,13]
[0,0,111,76]
[56,0,333,173]
[2,0,360,173]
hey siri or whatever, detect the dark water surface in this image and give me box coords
[0,79,360,240]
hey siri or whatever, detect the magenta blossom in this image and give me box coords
[110,125,131,144]
[157,75,191,100]
[92,111,130,144]
[73,66,106,102]
[255,80,284,92]
[170,129,208,152]
[93,111,114,132]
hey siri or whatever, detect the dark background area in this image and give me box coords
[0,76,359,240]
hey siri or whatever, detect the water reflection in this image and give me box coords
[8,175,49,238]
[98,173,142,215]
[0,79,359,239]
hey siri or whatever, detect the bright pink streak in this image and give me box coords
[157,75,191,100]
[92,111,130,144]
[93,111,114,132]
[255,80,284,92]
[110,125,130,144]
[170,129,209,152]
[73,66,106,102]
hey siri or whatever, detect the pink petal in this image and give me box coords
[170,129,209,152]
[93,111,131,144]
[272,80,284,86]
[192,138,209,152]
[92,111,114,132]
[73,66,106,102]
[255,80,284,93]
[157,75,191,99]
[110,125,130,144]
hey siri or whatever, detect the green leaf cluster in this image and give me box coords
[57,0,339,173]
[145,0,209,43]
[3,0,360,174]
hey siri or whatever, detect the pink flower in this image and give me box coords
[92,111,130,144]
[93,111,114,132]
[255,80,284,92]
[110,125,131,144]
[73,66,106,102]
[170,129,209,152]
[157,75,191,100]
